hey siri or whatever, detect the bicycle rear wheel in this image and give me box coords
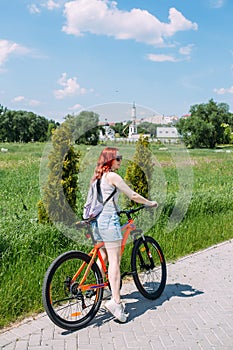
[42,250,103,330]
[131,236,166,300]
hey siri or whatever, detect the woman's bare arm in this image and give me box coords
[106,172,158,207]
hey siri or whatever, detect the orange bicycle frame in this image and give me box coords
[71,218,137,292]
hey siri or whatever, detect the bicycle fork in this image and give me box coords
[121,233,154,280]
[137,238,155,270]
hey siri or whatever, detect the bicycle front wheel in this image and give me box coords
[131,236,166,300]
[42,250,103,331]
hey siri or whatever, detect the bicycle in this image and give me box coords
[42,205,167,330]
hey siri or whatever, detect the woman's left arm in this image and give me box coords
[108,172,157,206]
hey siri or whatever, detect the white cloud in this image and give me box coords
[28,4,41,14]
[179,44,194,56]
[54,73,87,99]
[146,53,177,62]
[209,0,225,9]
[0,40,30,67]
[163,8,198,37]
[62,1,198,46]
[146,46,194,63]
[13,96,25,103]
[28,1,64,13]
[46,0,61,10]
[28,99,41,106]
[69,103,82,110]
[214,86,233,95]
[12,96,41,106]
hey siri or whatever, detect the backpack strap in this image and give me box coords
[96,178,103,203]
[96,178,117,206]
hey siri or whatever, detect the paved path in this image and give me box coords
[1,239,233,350]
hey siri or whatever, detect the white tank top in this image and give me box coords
[101,173,119,211]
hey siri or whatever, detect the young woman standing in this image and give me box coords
[89,147,157,322]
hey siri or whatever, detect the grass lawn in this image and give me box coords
[0,142,232,328]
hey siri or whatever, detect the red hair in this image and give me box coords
[92,147,118,182]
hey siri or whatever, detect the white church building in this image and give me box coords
[128,102,150,140]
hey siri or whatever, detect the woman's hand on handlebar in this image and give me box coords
[145,200,158,208]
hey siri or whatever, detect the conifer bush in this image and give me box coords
[38,122,80,225]
[124,135,153,207]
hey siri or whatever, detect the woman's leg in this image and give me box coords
[104,241,122,304]
[96,245,108,277]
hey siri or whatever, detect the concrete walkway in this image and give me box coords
[1,239,233,350]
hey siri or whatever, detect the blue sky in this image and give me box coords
[1,0,233,123]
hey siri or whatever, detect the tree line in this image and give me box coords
[0,105,59,142]
[1,99,233,148]
[0,106,100,144]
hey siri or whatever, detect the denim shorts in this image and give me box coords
[92,211,122,242]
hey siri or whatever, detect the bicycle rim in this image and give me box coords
[131,236,166,300]
[42,250,103,330]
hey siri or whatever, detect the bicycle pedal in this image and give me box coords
[85,290,96,298]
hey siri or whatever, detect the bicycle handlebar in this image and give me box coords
[76,204,156,228]
[118,204,152,219]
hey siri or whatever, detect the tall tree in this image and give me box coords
[66,111,100,145]
[177,99,233,148]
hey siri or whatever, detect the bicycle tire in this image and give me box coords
[131,236,166,300]
[42,250,103,330]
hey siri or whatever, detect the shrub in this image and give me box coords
[38,122,80,225]
[124,135,153,206]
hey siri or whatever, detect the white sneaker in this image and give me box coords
[105,298,129,323]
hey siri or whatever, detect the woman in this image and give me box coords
[90,147,157,323]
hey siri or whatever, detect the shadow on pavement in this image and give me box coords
[124,283,204,321]
[86,283,204,328]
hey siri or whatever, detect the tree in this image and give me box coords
[66,111,100,145]
[111,122,129,137]
[47,120,59,139]
[0,104,7,115]
[124,135,153,207]
[221,123,233,144]
[0,110,14,141]
[176,99,233,148]
[38,122,80,225]
[137,122,157,136]
[0,107,58,142]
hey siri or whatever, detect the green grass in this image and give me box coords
[0,142,233,328]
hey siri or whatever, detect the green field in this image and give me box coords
[0,142,233,329]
